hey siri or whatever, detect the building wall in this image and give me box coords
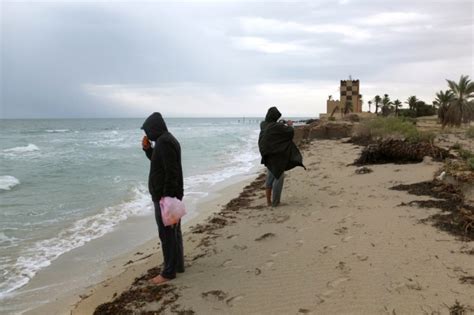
[326,100,341,115]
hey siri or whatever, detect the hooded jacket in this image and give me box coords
[258,107,305,179]
[142,113,183,202]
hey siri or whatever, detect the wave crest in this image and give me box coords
[0,176,20,191]
[3,144,39,153]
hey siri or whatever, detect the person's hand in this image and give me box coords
[142,135,151,150]
[287,120,294,126]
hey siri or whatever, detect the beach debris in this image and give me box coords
[391,181,473,241]
[355,166,373,174]
[448,300,467,315]
[298,308,311,314]
[255,268,262,275]
[255,233,276,241]
[201,290,228,301]
[94,284,179,315]
[459,276,474,285]
[354,139,451,165]
[436,171,447,181]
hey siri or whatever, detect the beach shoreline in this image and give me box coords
[68,137,474,314]
[21,166,264,315]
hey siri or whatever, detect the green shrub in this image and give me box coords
[398,109,417,118]
[468,157,474,171]
[358,117,432,143]
[459,149,473,160]
[452,142,463,150]
[466,126,474,138]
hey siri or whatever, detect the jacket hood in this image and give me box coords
[141,112,168,141]
[265,107,282,122]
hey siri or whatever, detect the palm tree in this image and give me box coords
[374,95,382,115]
[443,75,474,126]
[381,94,393,116]
[406,96,418,112]
[435,90,454,125]
[368,100,373,113]
[393,99,402,116]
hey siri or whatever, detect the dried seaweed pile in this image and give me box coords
[391,181,474,241]
[354,139,451,165]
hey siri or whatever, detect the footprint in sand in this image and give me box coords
[319,245,337,254]
[202,290,228,302]
[327,277,350,289]
[265,260,274,268]
[271,250,289,258]
[342,236,353,242]
[296,239,304,247]
[356,254,369,261]
[233,245,248,251]
[226,295,245,307]
[221,259,233,267]
[255,233,276,241]
[334,227,348,235]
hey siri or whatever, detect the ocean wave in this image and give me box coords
[0,185,152,299]
[0,232,18,249]
[3,144,39,154]
[45,129,70,133]
[0,176,20,191]
[0,232,19,247]
[184,130,260,191]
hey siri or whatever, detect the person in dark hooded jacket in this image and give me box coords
[259,107,305,207]
[142,112,184,284]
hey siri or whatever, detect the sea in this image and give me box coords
[0,118,264,314]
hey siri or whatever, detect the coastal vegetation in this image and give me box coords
[352,116,434,144]
[466,126,474,138]
[442,75,474,127]
[368,75,473,127]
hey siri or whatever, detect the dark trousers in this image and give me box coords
[154,202,185,279]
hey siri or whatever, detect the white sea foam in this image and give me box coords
[0,185,152,299]
[0,176,20,191]
[3,144,39,153]
[45,129,70,133]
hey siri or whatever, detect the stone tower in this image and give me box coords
[340,80,362,112]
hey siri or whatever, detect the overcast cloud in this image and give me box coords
[1,0,473,118]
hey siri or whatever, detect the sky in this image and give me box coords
[1,0,473,118]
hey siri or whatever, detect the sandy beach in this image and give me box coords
[58,137,474,315]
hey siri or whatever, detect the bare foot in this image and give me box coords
[149,275,171,285]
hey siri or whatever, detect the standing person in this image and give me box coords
[141,112,184,284]
[258,107,305,207]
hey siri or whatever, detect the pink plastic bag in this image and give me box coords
[159,197,186,226]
